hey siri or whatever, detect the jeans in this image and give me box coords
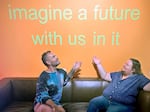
[87,96,134,112]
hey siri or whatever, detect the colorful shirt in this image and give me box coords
[34,68,68,106]
[103,71,150,106]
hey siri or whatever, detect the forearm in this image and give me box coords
[63,68,77,86]
[96,63,107,80]
[143,82,150,92]
[67,68,76,78]
[67,61,81,78]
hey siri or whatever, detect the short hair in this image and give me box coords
[41,51,51,66]
[130,58,143,75]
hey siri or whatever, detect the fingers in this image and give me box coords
[74,61,82,68]
[72,56,101,69]
[75,61,82,65]
[92,56,100,65]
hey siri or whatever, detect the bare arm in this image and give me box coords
[143,82,150,92]
[67,61,82,78]
[93,56,111,81]
[63,61,82,86]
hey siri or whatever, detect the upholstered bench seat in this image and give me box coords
[0,78,150,112]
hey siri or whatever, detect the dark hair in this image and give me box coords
[41,51,51,66]
[130,58,142,75]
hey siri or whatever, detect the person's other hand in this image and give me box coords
[73,61,82,72]
[93,56,101,65]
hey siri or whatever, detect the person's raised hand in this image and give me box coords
[92,56,101,65]
[73,61,82,72]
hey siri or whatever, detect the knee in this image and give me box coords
[34,104,53,112]
[89,97,98,105]
[56,106,66,112]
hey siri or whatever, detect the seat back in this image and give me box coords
[61,78,109,102]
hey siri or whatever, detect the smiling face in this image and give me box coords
[121,59,135,75]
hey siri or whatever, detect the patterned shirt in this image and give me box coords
[103,71,150,106]
[34,68,68,105]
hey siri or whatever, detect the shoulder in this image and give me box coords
[135,74,150,89]
[134,74,150,84]
[136,74,150,80]
[57,68,67,75]
[38,71,50,82]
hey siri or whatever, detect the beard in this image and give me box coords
[121,70,130,76]
[52,61,60,67]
